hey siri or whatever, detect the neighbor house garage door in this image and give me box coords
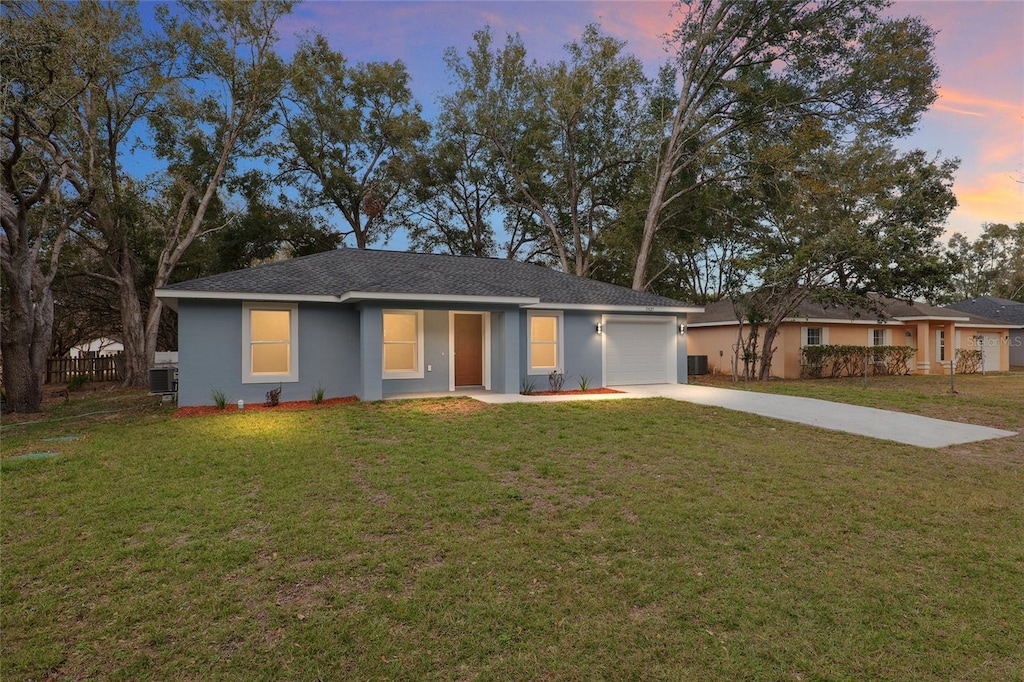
[974,334,1000,372]
[604,317,676,385]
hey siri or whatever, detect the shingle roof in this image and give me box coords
[161,248,696,309]
[689,295,975,325]
[947,296,1024,326]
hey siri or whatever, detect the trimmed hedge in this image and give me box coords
[955,348,983,374]
[800,345,916,379]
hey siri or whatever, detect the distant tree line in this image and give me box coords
[3,0,1006,411]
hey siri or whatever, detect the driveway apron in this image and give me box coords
[614,383,1017,448]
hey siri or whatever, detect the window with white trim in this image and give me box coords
[804,327,823,346]
[937,329,946,362]
[242,302,298,383]
[383,310,424,379]
[528,311,562,374]
[872,329,888,346]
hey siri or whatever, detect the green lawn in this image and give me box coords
[2,382,1023,680]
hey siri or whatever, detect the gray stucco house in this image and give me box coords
[946,296,1024,367]
[156,249,703,406]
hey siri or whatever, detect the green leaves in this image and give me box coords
[440,24,655,274]
[943,222,1024,302]
[634,0,943,289]
[279,35,428,248]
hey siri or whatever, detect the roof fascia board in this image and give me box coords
[339,291,540,306]
[524,303,703,314]
[791,317,894,325]
[690,317,892,327]
[154,289,342,304]
[155,289,702,311]
[955,322,1017,329]
[686,320,740,327]
[894,315,970,322]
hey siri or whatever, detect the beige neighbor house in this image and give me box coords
[687,296,1013,379]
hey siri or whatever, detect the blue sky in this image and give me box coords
[141,0,1024,242]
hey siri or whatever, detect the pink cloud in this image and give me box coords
[945,171,1024,239]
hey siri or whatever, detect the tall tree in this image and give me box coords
[178,171,341,278]
[732,136,957,379]
[279,35,429,249]
[53,0,178,390]
[112,0,292,386]
[942,223,1024,303]
[1,0,109,411]
[446,26,653,275]
[632,0,940,290]
[401,115,502,258]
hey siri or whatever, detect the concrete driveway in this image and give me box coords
[473,383,1016,448]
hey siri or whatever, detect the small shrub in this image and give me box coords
[801,345,916,379]
[67,375,91,392]
[521,378,537,395]
[955,348,982,374]
[265,385,282,407]
[882,346,916,376]
[578,374,592,392]
[548,370,565,392]
[211,388,227,410]
[311,382,325,404]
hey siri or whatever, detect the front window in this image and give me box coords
[805,327,822,346]
[872,329,886,346]
[937,329,946,362]
[242,303,298,383]
[528,311,562,373]
[383,310,424,378]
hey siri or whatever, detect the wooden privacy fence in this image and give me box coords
[45,354,123,384]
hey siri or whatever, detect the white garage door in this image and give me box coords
[604,317,676,385]
[974,334,1000,372]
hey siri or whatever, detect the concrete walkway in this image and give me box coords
[464,383,1017,449]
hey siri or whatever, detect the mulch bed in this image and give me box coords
[174,396,358,419]
[525,388,623,396]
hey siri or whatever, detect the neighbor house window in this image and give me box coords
[242,302,298,383]
[804,327,823,346]
[872,329,887,346]
[937,329,946,362]
[383,310,424,379]
[528,311,563,374]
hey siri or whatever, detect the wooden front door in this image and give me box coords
[454,314,483,386]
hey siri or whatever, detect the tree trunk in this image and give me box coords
[115,264,151,388]
[757,324,781,381]
[1,254,54,412]
[632,158,675,291]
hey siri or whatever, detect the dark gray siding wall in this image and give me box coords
[177,299,360,406]
[564,310,604,388]
[517,309,602,389]
[677,314,689,384]
[517,310,689,388]
[372,302,522,398]
[381,308,452,397]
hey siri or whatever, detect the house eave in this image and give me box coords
[689,315,982,328]
[689,316,891,327]
[955,322,1017,329]
[524,303,703,314]
[156,287,700,313]
[155,289,344,310]
[338,291,540,306]
[893,315,971,322]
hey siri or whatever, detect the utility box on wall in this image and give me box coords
[149,366,178,394]
[687,355,709,376]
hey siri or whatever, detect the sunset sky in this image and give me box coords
[144,0,1024,242]
[277,0,1023,241]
